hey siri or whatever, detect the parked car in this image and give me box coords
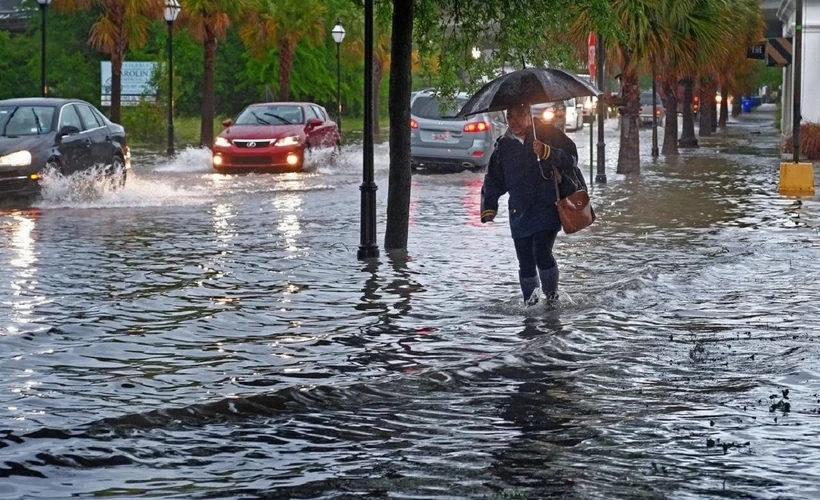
[531,101,566,130]
[575,74,597,123]
[639,91,665,126]
[212,102,340,173]
[0,97,129,199]
[531,98,583,132]
[410,89,507,173]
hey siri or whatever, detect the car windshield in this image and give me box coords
[235,105,304,125]
[0,105,55,136]
[640,93,662,105]
[411,96,469,120]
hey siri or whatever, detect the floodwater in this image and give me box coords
[2,115,820,499]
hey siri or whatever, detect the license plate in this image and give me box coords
[431,131,449,141]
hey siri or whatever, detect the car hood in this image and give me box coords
[220,124,305,140]
[0,135,50,157]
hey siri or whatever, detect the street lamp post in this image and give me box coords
[651,61,659,157]
[164,0,181,156]
[358,0,378,260]
[331,18,345,135]
[37,0,52,97]
[595,32,607,183]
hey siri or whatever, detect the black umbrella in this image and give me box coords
[456,67,602,117]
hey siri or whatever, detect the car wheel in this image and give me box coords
[106,155,127,189]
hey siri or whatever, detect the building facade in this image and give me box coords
[778,0,820,134]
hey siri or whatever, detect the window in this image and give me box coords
[411,95,469,120]
[640,92,663,106]
[92,108,109,126]
[59,104,83,131]
[310,105,327,121]
[306,106,321,121]
[0,106,55,136]
[76,105,103,131]
[235,105,304,125]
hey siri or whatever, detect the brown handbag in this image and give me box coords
[553,167,596,233]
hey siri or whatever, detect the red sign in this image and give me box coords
[588,33,596,80]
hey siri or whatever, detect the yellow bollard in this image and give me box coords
[779,162,815,195]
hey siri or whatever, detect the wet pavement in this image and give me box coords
[2,106,820,499]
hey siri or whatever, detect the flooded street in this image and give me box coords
[2,113,820,499]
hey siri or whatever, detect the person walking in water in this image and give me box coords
[480,104,582,305]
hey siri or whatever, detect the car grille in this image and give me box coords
[0,171,30,192]
[232,156,271,166]
[233,140,272,149]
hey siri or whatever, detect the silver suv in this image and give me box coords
[639,91,665,126]
[410,90,507,173]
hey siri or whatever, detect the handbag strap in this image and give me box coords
[553,167,561,200]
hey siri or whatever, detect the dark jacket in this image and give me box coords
[480,120,579,239]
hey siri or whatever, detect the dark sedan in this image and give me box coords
[0,97,130,199]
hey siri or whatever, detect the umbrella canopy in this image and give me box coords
[456,67,602,117]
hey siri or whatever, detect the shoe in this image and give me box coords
[525,293,540,307]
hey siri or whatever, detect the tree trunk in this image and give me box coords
[699,82,716,137]
[661,77,679,155]
[109,2,126,123]
[616,65,640,174]
[372,57,384,138]
[278,38,296,101]
[110,51,123,124]
[200,29,216,148]
[698,90,711,137]
[384,0,414,251]
[710,92,718,132]
[719,85,729,128]
[679,78,698,148]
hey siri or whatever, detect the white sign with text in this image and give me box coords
[100,61,159,107]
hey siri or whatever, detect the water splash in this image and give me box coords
[34,165,206,209]
[153,146,214,173]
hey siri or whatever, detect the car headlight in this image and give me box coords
[0,150,32,167]
[214,137,231,147]
[542,110,555,121]
[275,136,300,147]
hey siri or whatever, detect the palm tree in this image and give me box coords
[182,0,250,147]
[651,0,728,153]
[53,0,163,123]
[572,0,662,174]
[238,0,326,102]
[712,0,764,128]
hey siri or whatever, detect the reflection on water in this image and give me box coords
[2,119,820,498]
[2,211,39,335]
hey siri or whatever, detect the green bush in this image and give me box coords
[120,100,165,145]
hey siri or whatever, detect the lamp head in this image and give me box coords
[164,0,181,23]
[36,0,52,6]
[331,18,346,44]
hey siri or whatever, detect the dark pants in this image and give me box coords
[513,229,559,300]
[514,229,558,277]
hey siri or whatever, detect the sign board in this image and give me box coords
[588,33,596,81]
[766,37,792,67]
[100,61,159,107]
[747,41,766,60]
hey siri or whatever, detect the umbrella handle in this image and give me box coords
[531,105,538,154]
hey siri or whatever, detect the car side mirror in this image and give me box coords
[222,119,232,128]
[59,125,80,137]
[56,125,80,142]
[307,118,322,128]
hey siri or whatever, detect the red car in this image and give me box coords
[212,102,340,172]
